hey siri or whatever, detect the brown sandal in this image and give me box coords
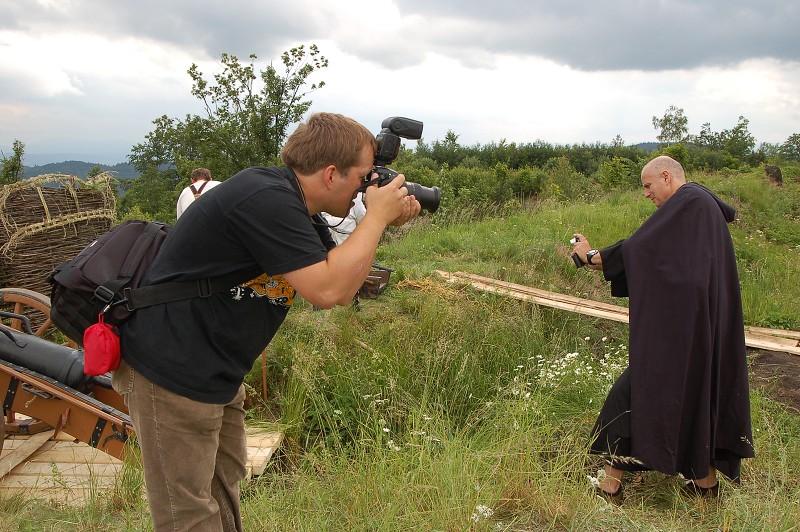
[682,480,719,498]
[595,483,623,505]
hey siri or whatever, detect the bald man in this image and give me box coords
[572,156,753,503]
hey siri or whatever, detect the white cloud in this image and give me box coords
[0,31,83,97]
[1,0,798,163]
[694,59,800,113]
[311,47,799,147]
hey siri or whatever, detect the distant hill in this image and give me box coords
[23,161,139,180]
[633,142,660,153]
[19,145,659,180]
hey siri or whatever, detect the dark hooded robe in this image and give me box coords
[590,182,754,481]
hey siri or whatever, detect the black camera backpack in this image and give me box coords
[47,220,244,346]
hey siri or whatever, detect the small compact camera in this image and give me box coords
[570,236,585,268]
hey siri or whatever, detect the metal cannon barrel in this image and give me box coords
[0,327,89,390]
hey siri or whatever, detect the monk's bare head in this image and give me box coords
[640,156,686,208]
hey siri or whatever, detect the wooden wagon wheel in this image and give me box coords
[0,287,76,438]
[0,287,76,345]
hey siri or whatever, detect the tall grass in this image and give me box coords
[2,169,798,530]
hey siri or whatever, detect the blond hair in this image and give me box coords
[281,113,376,175]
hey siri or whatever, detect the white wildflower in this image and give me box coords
[470,504,494,523]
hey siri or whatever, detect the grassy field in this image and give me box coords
[2,167,799,530]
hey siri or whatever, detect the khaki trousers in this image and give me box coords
[113,359,248,531]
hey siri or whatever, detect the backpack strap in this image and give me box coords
[92,222,164,305]
[122,271,249,312]
[90,222,245,311]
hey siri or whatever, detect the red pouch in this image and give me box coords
[83,313,121,376]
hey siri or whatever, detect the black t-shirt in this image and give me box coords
[121,166,329,403]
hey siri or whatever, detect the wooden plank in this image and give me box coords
[0,424,284,505]
[2,438,120,464]
[0,470,118,507]
[1,432,123,504]
[5,461,122,478]
[0,485,116,506]
[0,474,117,490]
[21,442,122,465]
[0,438,24,451]
[744,331,800,355]
[437,270,630,322]
[442,271,631,316]
[0,426,284,505]
[0,430,54,479]
[459,277,629,323]
[746,326,800,341]
[245,430,284,477]
[437,270,800,356]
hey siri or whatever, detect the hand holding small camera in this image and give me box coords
[570,233,597,269]
[570,236,585,267]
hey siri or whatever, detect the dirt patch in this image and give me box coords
[749,349,800,413]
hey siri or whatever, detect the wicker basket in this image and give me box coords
[0,173,116,297]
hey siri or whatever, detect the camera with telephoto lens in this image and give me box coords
[358,117,441,213]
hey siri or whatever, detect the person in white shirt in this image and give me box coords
[321,192,366,245]
[176,168,222,219]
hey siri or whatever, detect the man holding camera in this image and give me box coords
[571,155,753,503]
[115,112,420,531]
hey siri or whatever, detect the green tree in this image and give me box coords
[88,164,104,178]
[652,105,689,145]
[187,46,328,167]
[430,130,464,168]
[597,156,638,192]
[543,155,595,200]
[125,45,328,217]
[508,166,546,198]
[780,133,800,160]
[117,166,179,223]
[661,142,690,168]
[694,122,722,150]
[1,139,25,186]
[719,116,756,161]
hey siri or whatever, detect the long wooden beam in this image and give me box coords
[745,326,800,341]
[436,271,800,356]
[0,430,54,479]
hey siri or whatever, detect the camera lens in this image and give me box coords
[364,167,441,213]
[405,182,441,213]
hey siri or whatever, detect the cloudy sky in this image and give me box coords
[1,0,798,165]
